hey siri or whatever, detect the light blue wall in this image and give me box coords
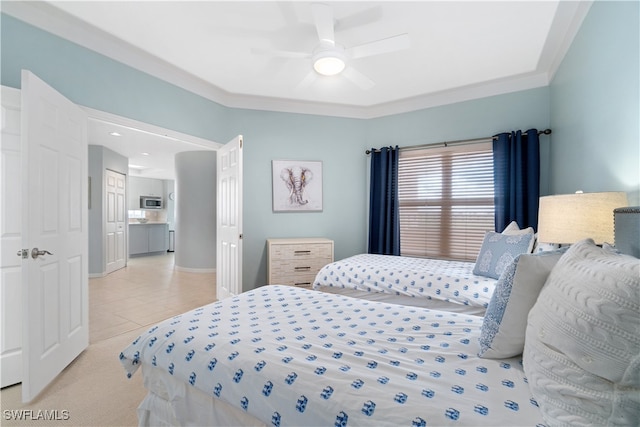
[366,88,553,195]
[174,151,217,271]
[550,0,639,204]
[2,1,637,291]
[227,89,551,289]
[0,14,230,142]
[225,109,368,289]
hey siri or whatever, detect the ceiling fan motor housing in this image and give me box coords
[312,42,346,76]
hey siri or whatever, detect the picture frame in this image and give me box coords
[272,160,323,212]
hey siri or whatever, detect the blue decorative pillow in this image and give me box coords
[472,231,535,279]
[478,248,567,358]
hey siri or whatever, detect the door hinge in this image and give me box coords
[239,234,243,240]
[16,249,29,259]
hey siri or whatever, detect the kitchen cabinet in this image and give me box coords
[148,224,167,252]
[128,177,165,209]
[267,238,334,288]
[129,223,169,256]
[129,225,149,255]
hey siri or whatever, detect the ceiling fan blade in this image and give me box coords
[311,3,335,44]
[342,67,375,90]
[347,33,410,59]
[296,70,318,91]
[251,47,311,59]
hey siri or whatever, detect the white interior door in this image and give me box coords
[105,169,126,274]
[21,70,89,402]
[1,86,23,388]
[216,135,243,299]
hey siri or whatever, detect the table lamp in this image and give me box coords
[537,191,629,245]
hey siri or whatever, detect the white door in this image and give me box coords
[0,86,23,388]
[105,169,126,274]
[216,135,243,299]
[21,71,89,402]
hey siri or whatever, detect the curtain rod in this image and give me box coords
[365,128,552,155]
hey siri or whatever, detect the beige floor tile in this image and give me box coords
[88,253,217,342]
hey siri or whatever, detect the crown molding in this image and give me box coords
[2,1,591,120]
[538,0,593,82]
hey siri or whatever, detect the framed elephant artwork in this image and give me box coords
[272,160,323,212]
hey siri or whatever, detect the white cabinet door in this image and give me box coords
[129,177,164,208]
[150,178,163,196]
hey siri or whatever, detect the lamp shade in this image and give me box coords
[537,192,628,245]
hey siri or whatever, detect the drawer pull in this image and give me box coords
[294,250,312,255]
[294,266,311,271]
[294,282,311,287]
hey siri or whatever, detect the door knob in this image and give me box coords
[31,248,53,259]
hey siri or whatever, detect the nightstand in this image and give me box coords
[267,238,334,288]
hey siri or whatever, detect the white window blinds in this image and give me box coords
[398,141,494,261]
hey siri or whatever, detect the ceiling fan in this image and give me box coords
[252,3,410,90]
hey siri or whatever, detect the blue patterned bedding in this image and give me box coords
[120,286,544,426]
[313,254,496,314]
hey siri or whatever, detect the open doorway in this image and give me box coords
[84,107,221,278]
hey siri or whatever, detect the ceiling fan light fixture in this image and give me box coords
[312,48,346,76]
[314,56,345,76]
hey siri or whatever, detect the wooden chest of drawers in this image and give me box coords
[267,238,334,288]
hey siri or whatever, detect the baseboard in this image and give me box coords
[174,265,216,274]
[89,271,107,279]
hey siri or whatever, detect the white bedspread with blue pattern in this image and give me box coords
[120,286,544,426]
[313,254,496,313]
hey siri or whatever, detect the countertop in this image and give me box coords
[128,222,169,226]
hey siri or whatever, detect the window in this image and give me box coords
[398,141,494,261]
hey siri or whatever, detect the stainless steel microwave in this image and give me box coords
[140,196,163,209]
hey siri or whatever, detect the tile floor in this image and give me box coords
[90,253,217,343]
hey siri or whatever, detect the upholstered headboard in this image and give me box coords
[614,206,640,258]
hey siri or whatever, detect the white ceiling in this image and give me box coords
[4,1,592,179]
[86,113,221,181]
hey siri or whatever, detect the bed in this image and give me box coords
[120,285,545,426]
[312,254,496,315]
[120,239,638,427]
[312,225,541,315]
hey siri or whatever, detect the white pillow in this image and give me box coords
[478,249,566,358]
[502,221,535,252]
[501,220,521,234]
[523,239,640,426]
